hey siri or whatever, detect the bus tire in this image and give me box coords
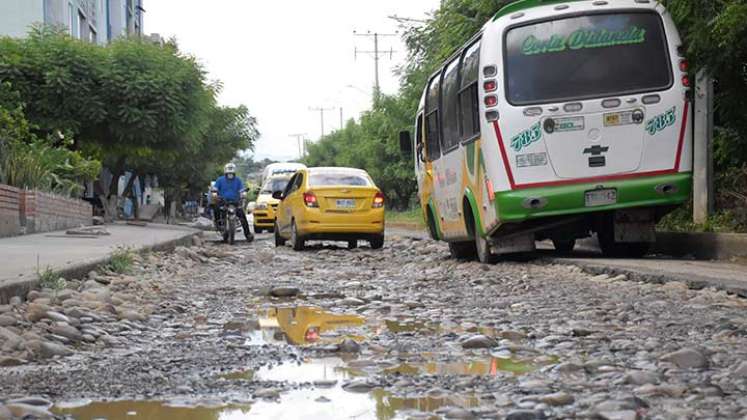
[598,225,650,258]
[448,241,477,260]
[426,207,439,240]
[552,239,576,254]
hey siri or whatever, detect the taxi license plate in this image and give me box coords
[585,189,617,207]
[336,199,356,208]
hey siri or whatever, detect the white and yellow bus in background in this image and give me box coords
[400,0,692,262]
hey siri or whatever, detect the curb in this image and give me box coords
[0,229,200,304]
[653,231,747,260]
[386,221,425,231]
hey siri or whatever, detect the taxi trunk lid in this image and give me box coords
[312,186,378,213]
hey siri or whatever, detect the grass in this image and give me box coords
[37,266,66,290]
[386,208,425,228]
[107,247,135,274]
[657,205,747,234]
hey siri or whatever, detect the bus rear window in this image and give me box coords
[505,12,672,105]
[309,172,371,187]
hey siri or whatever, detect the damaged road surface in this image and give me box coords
[1,234,747,419]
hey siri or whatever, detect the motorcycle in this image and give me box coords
[215,199,241,244]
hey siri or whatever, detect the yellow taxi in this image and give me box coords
[273,167,385,250]
[251,175,293,233]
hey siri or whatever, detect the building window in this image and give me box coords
[68,3,75,36]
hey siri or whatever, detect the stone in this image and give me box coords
[731,361,747,378]
[313,379,338,388]
[9,296,22,306]
[118,310,146,322]
[315,396,331,403]
[540,392,574,406]
[45,311,71,324]
[338,338,361,353]
[505,410,547,420]
[0,305,11,314]
[341,297,365,306]
[0,356,26,367]
[270,287,300,297]
[342,378,378,393]
[661,347,708,369]
[0,327,22,350]
[596,411,639,420]
[6,397,52,408]
[27,340,73,358]
[26,303,51,322]
[442,407,475,419]
[0,315,16,327]
[192,235,203,247]
[0,404,10,420]
[254,388,280,399]
[500,330,527,341]
[461,334,497,349]
[50,323,83,342]
[624,370,660,385]
[5,403,55,419]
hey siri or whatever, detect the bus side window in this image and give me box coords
[425,74,441,161]
[416,113,425,166]
[441,56,462,152]
[459,39,481,141]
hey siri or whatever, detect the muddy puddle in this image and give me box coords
[54,305,555,419]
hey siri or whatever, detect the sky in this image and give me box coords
[146,0,440,162]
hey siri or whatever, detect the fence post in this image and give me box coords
[693,69,714,224]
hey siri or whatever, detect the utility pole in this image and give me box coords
[339,107,343,130]
[693,69,714,224]
[354,30,397,98]
[288,133,307,159]
[309,106,335,139]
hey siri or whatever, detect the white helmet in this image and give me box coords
[224,163,236,175]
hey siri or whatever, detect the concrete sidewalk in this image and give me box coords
[0,223,200,303]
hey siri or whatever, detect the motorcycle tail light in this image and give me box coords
[372,192,385,208]
[303,192,319,208]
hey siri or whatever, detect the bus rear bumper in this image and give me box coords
[495,173,692,223]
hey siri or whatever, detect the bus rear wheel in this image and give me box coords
[448,241,476,260]
[552,239,576,254]
[475,234,498,264]
[598,228,650,258]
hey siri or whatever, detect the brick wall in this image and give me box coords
[22,190,92,234]
[0,184,21,238]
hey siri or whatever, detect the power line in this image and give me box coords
[353,30,398,97]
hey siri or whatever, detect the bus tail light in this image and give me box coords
[483,80,497,92]
[679,59,688,72]
[372,192,385,208]
[303,192,319,208]
[484,95,498,107]
[681,75,690,88]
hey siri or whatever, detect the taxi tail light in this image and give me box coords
[303,192,319,208]
[372,192,385,208]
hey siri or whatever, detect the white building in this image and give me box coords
[0,0,144,45]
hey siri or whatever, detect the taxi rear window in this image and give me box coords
[309,172,371,187]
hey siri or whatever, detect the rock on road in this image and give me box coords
[1,232,746,419]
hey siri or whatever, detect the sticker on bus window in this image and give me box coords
[522,26,647,56]
[516,152,548,168]
[554,116,585,132]
[645,107,677,136]
[510,122,542,152]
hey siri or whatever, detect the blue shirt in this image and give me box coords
[214,175,244,201]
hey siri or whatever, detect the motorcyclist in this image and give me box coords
[213,163,254,242]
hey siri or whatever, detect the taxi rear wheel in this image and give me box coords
[348,240,358,249]
[254,226,263,234]
[370,235,384,250]
[291,220,305,251]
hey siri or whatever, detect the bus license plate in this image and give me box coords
[336,199,356,209]
[585,189,617,207]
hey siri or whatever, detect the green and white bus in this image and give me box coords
[400,0,692,262]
